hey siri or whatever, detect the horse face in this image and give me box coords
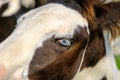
[0,2,89,80]
[0,0,120,80]
[18,3,89,80]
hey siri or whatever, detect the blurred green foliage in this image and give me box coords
[114,55,120,70]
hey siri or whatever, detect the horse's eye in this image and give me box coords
[57,39,72,47]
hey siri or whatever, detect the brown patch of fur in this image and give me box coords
[35,0,48,6]
[28,26,89,80]
[77,0,120,39]
[81,29,106,69]
[98,2,120,39]
[76,0,101,29]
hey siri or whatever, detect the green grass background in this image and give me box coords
[115,55,120,70]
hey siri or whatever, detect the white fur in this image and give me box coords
[21,0,35,8]
[101,0,120,3]
[0,0,35,16]
[0,3,88,79]
[73,30,120,80]
[73,57,120,80]
[110,36,120,54]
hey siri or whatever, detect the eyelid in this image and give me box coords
[50,35,74,43]
[54,37,73,43]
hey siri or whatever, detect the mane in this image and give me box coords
[76,0,120,39]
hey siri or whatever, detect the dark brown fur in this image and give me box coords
[97,2,120,39]
[0,4,16,43]
[77,0,120,38]
[0,16,16,42]
[28,26,89,80]
[81,29,106,69]
[102,76,107,80]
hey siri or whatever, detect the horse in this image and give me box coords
[0,0,120,80]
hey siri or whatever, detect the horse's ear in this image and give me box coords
[96,2,120,39]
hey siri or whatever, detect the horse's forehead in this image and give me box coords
[16,3,89,38]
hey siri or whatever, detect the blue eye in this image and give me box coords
[57,39,72,47]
